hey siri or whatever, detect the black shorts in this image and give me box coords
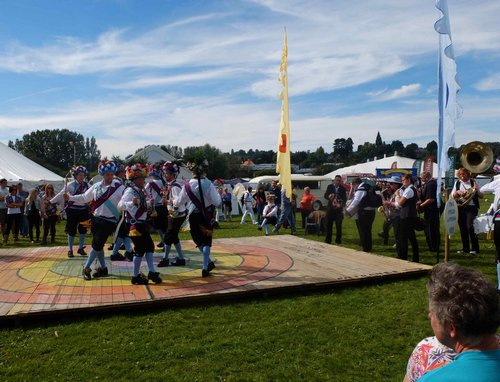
[189,213,212,248]
[130,224,155,256]
[164,216,185,245]
[153,205,168,231]
[116,220,130,239]
[91,217,117,251]
[66,207,89,236]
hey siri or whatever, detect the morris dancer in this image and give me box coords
[173,159,221,277]
[118,164,162,285]
[109,162,135,261]
[65,161,125,280]
[145,162,168,248]
[52,165,90,258]
[157,161,186,267]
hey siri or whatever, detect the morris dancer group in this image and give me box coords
[58,158,221,284]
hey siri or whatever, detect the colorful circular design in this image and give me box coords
[0,243,293,314]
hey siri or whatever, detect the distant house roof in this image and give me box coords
[240,160,255,167]
[132,145,191,180]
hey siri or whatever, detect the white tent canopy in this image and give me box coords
[326,155,439,178]
[0,142,64,190]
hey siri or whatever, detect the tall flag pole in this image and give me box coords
[435,0,461,207]
[277,29,292,198]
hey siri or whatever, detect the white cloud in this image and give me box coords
[370,83,421,102]
[474,73,500,91]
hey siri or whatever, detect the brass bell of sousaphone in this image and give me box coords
[460,141,494,174]
[454,141,494,207]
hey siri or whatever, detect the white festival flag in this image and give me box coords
[435,0,462,206]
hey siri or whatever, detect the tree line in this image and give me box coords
[9,129,500,179]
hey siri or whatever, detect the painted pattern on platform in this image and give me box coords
[0,243,294,317]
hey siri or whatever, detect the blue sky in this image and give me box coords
[0,0,499,158]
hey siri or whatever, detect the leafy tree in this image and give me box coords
[9,129,100,175]
[425,140,438,158]
[390,140,405,155]
[404,143,419,158]
[375,132,383,146]
[183,143,229,179]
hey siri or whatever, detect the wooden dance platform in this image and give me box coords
[0,235,431,320]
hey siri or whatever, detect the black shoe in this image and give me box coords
[157,242,164,248]
[202,269,210,277]
[82,267,92,281]
[157,258,170,267]
[77,247,87,256]
[171,258,186,266]
[207,261,216,272]
[257,226,262,231]
[68,250,74,258]
[124,251,134,262]
[110,252,126,261]
[147,271,162,284]
[93,267,109,278]
[131,273,149,285]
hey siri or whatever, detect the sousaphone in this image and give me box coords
[455,141,494,207]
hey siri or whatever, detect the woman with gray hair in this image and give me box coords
[416,262,500,381]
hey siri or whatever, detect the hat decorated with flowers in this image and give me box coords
[98,161,117,175]
[71,165,88,178]
[162,161,179,175]
[126,163,150,180]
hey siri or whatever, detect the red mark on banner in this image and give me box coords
[279,134,287,153]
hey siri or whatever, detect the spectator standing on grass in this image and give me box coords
[253,187,267,225]
[25,188,42,243]
[41,184,58,244]
[418,171,440,252]
[2,185,23,244]
[17,182,29,238]
[221,188,232,221]
[411,263,500,381]
[0,178,9,238]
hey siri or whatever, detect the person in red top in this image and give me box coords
[300,187,317,229]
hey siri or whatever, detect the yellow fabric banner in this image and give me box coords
[276,30,292,199]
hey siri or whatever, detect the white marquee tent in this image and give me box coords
[326,155,439,178]
[0,142,64,190]
[131,145,191,180]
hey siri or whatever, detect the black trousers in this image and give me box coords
[423,209,440,252]
[325,208,343,244]
[43,215,57,241]
[399,217,419,262]
[493,220,500,262]
[130,226,155,256]
[28,211,41,241]
[5,213,21,238]
[457,205,479,253]
[355,209,375,252]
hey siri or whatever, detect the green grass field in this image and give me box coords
[0,207,498,381]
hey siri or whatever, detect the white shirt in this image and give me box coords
[174,177,221,212]
[51,180,89,208]
[451,179,476,207]
[345,182,368,219]
[263,203,278,218]
[244,191,253,207]
[480,179,500,215]
[118,186,148,222]
[145,179,164,206]
[70,179,124,220]
[165,180,187,214]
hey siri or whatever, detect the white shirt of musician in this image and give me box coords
[480,180,500,217]
[145,179,164,206]
[118,186,148,222]
[51,180,88,207]
[243,191,253,207]
[174,178,221,212]
[451,179,475,207]
[345,182,368,219]
[70,179,124,219]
